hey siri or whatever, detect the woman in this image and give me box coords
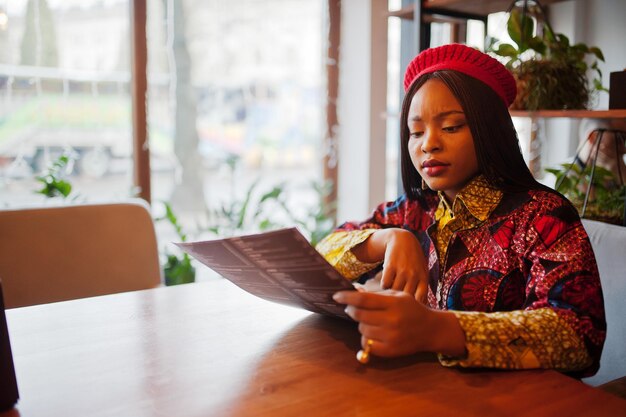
[318,44,605,377]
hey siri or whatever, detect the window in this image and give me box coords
[1,1,327,283]
[147,0,326,243]
[0,0,133,206]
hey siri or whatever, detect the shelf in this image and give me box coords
[509,109,626,119]
[388,0,569,20]
[422,0,567,16]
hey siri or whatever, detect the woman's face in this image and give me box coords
[407,78,479,201]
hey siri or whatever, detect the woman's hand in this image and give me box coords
[333,290,466,358]
[352,228,428,302]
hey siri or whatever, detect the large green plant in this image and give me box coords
[156,179,334,285]
[206,179,335,247]
[489,8,606,110]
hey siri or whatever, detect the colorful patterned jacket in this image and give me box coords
[316,178,606,377]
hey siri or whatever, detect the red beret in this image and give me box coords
[403,43,517,107]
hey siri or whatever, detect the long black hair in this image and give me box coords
[400,70,551,200]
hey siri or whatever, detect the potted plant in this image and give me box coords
[489,6,606,110]
[546,163,625,225]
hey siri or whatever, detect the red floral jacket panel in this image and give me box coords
[330,189,606,376]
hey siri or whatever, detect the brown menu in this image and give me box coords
[176,228,356,320]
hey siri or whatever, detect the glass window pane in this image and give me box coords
[0,0,133,207]
[147,0,325,248]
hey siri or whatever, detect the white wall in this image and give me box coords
[337,0,388,222]
[579,0,626,109]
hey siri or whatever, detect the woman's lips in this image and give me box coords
[422,160,449,177]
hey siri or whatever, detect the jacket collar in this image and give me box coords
[434,175,503,224]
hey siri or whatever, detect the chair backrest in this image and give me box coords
[0,200,162,309]
[581,219,626,386]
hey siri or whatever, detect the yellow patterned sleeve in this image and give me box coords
[438,308,592,372]
[315,230,382,280]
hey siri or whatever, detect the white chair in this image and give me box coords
[0,200,162,309]
[581,219,626,386]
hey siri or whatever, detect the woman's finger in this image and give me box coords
[380,265,396,289]
[415,279,428,303]
[333,290,391,309]
[402,274,419,296]
[390,273,407,291]
[358,321,389,339]
[359,333,398,358]
[347,306,391,325]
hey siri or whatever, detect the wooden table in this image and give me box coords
[3,280,626,417]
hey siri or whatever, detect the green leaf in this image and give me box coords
[594,78,608,92]
[259,186,283,203]
[206,226,221,235]
[590,47,605,61]
[572,43,589,54]
[159,201,187,242]
[164,253,195,286]
[507,10,522,45]
[258,219,272,230]
[508,9,535,51]
[544,24,556,42]
[494,43,519,58]
[236,179,260,228]
[570,163,583,175]
[573,61,587,72]
[545,168,561,176]
[56,180,72,197]
[556,33,570,48]
[485,36,498,52]
[527,36,546,54]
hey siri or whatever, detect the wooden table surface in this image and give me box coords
[2,279,626,417]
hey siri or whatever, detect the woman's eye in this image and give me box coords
[409,131,424,138]
[443,123,465,133]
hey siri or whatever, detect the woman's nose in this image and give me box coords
[421,130,440,153]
